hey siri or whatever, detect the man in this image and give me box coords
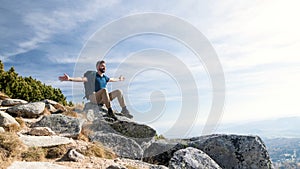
[58,60,133,120]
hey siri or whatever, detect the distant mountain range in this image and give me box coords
[216,116,300,139]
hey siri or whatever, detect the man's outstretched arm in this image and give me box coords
[58,73,87,82]
[109,75,125,82]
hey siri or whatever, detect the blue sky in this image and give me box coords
[1,0,300,138]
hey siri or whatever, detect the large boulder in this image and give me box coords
[90,117,156,145]
[7,101,45,118]
[1,98,28,106]
[32,114,85,138]
[169,147,222,169]
[90,132,143,159]
[0,111,20,127]
[143,139,187,166]
[188,134,274,169]
[110,119,156,145]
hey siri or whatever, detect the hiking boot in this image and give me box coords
[107,108,117,121]
[121,108,133,119]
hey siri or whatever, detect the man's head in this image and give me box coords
[96,60,106,73]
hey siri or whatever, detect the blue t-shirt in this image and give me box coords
[95,73,110,92]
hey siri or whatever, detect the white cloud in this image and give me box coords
[4,0,121,57]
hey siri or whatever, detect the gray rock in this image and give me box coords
[67,148,85,162]
[169,147,222,169]
[32,114,85,138]
[27,127,56,136]
[90,119,117,134]
[83,102,106,120]
[84,102,108,111]
[143,139,186,166]
[7,101,45,118]
[8,161,71,169]
[150,166,169,169]
[0,126,5,132]
[0,111,20,127]
[91,116,156,145]
[90,132,143,159]
[19,134,74,147]
[86,109,95,121]
[188,134,274,169]
[106,165,127,169]
[1,98,28,106]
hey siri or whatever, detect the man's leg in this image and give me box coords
[109,89,133,118]
[109,89,125,108]
[94,89,117,120]
[95,88,111,108]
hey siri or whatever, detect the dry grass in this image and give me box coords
[80,142,117,159]
[44,145,68,159]
[6,123,21,132]
[66,103,84,111]
[126,165,139,169]
[0,132,25,168]
[15,117,26,128]
[77,123,93,142]
[62,110,78,118]
[21,147,45,161]
[0,92,10,100]
[42,108,52,116]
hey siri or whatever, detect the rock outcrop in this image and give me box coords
[0,94,274,169]
[144,134,274,169]
[7,101,45,118]
[90,132,143,159]
[32,114,85,138]
[188,134,274,169]
[0,111,20,127]
[143,140,186,165]
[1,98,28,106]
[169,147,222,169]
[90,117,156,145]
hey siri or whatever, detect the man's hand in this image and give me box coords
[59,73,70,81]
[119,75,125,81]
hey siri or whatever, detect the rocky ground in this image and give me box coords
[0,92,275,169]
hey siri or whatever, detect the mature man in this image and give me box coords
[58,60,133,120]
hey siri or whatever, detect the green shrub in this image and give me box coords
[0,60,69,105]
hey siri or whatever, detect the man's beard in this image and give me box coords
[99,68,105,73]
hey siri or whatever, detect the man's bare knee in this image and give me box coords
[116,89,123,95]
[99,88,109,94]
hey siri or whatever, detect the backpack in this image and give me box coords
[83,70,96,99]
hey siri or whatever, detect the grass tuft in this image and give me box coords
[42,108,51,116]
[0,132,25,168]
[15,117,26,128]
[80,142,117,159]
[6,123,21,132]
[62,110,78,118]
[0,92,10,100]
[44,145,67,159]
[21,147,45,161]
